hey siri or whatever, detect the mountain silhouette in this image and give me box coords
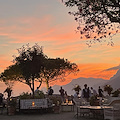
[103,69,120,89]
[41,69,120,96]
[41,77,107,95]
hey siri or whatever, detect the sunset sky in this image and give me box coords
[0,0,120,96]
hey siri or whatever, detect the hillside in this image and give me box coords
[41,69,120,96]
[41,77,107,95]
[103,69,120,89]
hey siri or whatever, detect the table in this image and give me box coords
[77,106,113,119]
[61,103,74,112]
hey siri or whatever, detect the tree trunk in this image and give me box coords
[46,79,49,90]
[32,77,35,98]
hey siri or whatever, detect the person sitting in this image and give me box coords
[48,86,54,95]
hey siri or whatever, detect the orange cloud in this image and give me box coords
[48,63,118,86]
[0,15,83,45]
[0,55,13,72]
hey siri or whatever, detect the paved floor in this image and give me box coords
[0,112,84,120]
[1,111,98,120]
[1,112,74,120]
[0,108,98,120]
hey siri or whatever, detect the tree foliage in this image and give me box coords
[42,58,79,89]
[0,44,79,96]
[63,0,120,46]
[104,84,113,96]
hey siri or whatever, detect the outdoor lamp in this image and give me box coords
[32,101,35,107]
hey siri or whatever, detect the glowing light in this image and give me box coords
[32,101,35,107]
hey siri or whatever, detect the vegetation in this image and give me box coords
[0,44,79,97]
[72,84,81,93]
[104,84,113,96]
[19,91,45,99]
[63,0,120,46]
[90,95,98,106]
[112,89,120,97]
[49,96,62,106]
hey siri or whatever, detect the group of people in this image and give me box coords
[34,84,103,103]
[75,84,103,101]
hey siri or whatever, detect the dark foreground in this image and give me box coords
[0,110,99,120]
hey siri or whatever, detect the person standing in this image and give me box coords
[98,86,103,97]
[4,87,12,98]
[0,93,3,105]
[91,87,97,96]
[59,87,65,102]
[81,84,90,101]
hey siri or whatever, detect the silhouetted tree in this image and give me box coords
[63,0,120,46]
[42,58,79,89]
[0,44,79,97]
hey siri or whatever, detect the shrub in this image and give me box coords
[112,89,120,97]
[104,85,113,96]
[19,91,45,99]
[19,92,31,99]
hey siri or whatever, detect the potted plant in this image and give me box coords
[7,98,17,115]
[104,85,113,96]
[112,89,120,97]
[73,84,81,94]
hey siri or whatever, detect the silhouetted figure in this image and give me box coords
[98,86,103,97]
[35,87,39,95]
[48,86,54,95]
[0,93,5,109]
[0,93,3,105]
[91,87,97,96]
[4,87,12,98]
[59,87,65,102]
[64,91,68,102]
[81,84,90,101]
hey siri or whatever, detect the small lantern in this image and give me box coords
[32,101,35,107]
[66,99,68,103]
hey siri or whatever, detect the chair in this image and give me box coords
[73,98,90,118]
[104,100,120,120]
